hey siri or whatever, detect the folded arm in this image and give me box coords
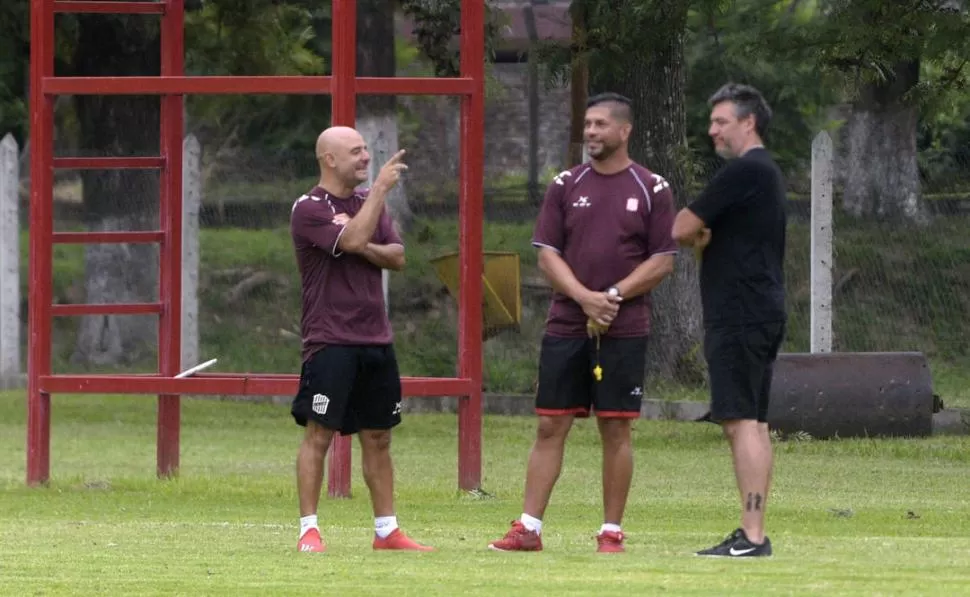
[672,208,709,247]
[357,242,405,271]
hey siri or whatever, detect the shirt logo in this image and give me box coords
[630,386,643,397]
[572,196,591,208]
[652,174,670,194]
[626,197,638,211]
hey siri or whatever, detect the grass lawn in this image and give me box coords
[1,391,969,596]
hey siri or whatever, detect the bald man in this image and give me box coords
[290,126,431,553]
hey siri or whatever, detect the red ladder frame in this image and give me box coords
[27,0,486,496]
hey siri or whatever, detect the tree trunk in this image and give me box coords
[568,2,589,168]
[357,0,414,232]
[843,60,927,223]
[590,1,704,383]
[71,17,161,366]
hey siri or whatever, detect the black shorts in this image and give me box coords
[535,334,648,419]
[291,344,403,435]
[704,322,786,423]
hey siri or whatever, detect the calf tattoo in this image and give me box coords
[745,492,764,511]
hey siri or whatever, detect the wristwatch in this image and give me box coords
[607,286,621,299]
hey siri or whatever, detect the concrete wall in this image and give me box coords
[399,62,571,198]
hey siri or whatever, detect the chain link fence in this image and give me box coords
[6,92,969,397]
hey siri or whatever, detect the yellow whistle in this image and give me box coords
[593,365,603,381]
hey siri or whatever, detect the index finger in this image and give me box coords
[385,149,406,165]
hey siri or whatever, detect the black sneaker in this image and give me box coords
[695,528,772,557]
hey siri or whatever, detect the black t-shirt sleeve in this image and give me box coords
[687,160,751,227]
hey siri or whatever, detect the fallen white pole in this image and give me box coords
[175,358,218,379]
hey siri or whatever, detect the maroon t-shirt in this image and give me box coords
[532,163,678,338]
[290,186,403,361]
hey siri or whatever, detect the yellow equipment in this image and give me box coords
[430,251,522,341]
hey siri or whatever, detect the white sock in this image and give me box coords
[600,523,622,534]
[299,514,318,539]
[375,515,399,539]
[520,513,543,535]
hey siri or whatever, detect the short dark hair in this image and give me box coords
[586,92,633,123]
[708,83,772,138]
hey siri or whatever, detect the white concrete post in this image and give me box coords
[365,130,391,315]
[181,134,201,368]
[810,131,834,353]
[0,134,20,389]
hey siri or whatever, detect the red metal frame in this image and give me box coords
[27,0,486,496]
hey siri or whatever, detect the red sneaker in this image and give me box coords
[488,521,543,552]
[297,528,325,553]
[596,530,625,553]
[373,528,434,551]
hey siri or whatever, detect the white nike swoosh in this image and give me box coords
[729,547,756,556]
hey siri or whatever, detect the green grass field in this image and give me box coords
[2,390,969,596]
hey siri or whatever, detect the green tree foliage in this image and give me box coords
[0,1,28,144]
[742,0,970,206]
[685,0,841,183]
[184,0,329,168]
[918,57,970,189]
[398,0,505,76]
[0,0,330,159]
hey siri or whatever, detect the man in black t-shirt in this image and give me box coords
[672,83,787,558]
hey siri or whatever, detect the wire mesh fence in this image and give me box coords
[5,95,970,394]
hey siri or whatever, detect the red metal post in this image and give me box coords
[44,76,474,96]
[39,374,474,397]
[52,2,167,14]
[157,0,186,478]
[457,0,486,491]
[27,0,55,486]
[28,0,487,493]
[326,0,358,499]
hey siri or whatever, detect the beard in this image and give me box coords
[714,141,737,160]
[588,140,619,161]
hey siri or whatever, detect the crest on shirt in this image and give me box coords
[626,197,638,211]
[572,196,591,208]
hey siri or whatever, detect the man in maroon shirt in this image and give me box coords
[290,126,431,553]
[488,93,678,553]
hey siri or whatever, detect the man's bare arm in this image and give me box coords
[672,207,708,247]
[358,243,405,271]
[537,247,592,303]
[537,247,618,326]
[613,254,675,300]
[337,150,407,253]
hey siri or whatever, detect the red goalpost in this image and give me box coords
[27,0,486,497]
